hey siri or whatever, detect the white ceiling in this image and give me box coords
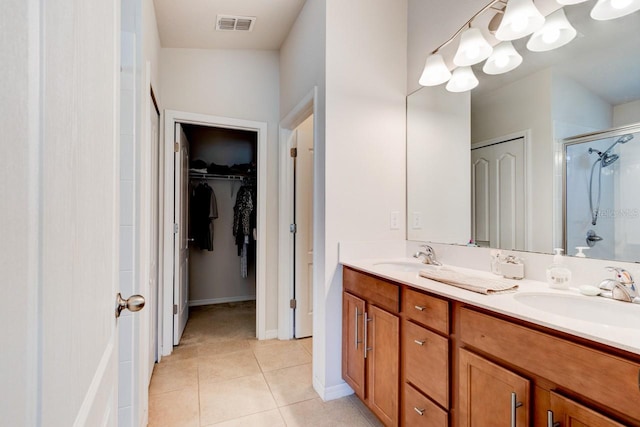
[153,0,307,50]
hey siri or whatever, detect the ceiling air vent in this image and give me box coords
[216,15,256,32]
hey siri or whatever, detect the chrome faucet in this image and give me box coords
[598,266,639,303]
[413,245,442,266]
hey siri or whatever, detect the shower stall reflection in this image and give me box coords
[563,127,640,262]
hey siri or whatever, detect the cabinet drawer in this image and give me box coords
[459,307,640,422]
[403,320,449,408]
[403,383,447,427]
[403,288,449,335]
[343,267,400,313]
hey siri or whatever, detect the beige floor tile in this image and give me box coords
[348,395,384,427]
[203,409,286,426]
[199,373,277,425]
[299,337,313,355]
[197,339,251,358]
[149,358,199,396]
[160,343,199,363]
[198,350,261,384]
[253,341,311,372]
[148,387,199,427]
[279,397,373,427]
[263,363,317,407]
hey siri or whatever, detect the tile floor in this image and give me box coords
[148,301,383,426]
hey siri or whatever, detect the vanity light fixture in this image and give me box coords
[483,41,523,74]
[527,8,577,51]
[555,0,589,4]
[590,0,640,20]
[495,0,546,41]
[453,27,494,66]
[446,66,479,92]
[419,53,452,86]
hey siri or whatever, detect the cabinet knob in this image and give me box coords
[414,305,426,311]
[414,407,425,416]
[414,339,426,346]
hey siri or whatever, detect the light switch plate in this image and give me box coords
[390,211,400,230]
[412,212,422,229]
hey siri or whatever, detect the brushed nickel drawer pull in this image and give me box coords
[547,410,560,427]
[414,305,426,311]
[414,407,425,416]
[414,339,426,346]
[364,312,372,359]
[355,307,361,350]
[511,392,523,427]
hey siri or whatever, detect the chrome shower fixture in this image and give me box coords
[587,134,634,225]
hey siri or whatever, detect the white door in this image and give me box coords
[149,94,160,373]
[3,0,130,425]
[471,137,525,250]
[174,123,190,345]
[294,115,314,338]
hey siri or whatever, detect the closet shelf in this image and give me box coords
[189,173,250,181]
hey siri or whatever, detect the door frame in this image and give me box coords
[471,129,532,251]
[161,109,268,355]
[277,87,317,339]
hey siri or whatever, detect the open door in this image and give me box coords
[293,115,314,338]
[4,1,144,424]
[174,123,190,345]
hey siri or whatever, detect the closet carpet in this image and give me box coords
[148,301,383,426]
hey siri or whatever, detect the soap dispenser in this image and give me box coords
[546,248,572,289]
[575,247,589,258]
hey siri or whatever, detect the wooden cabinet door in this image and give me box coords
[368,305,400,427]
[549,392,626,427]
[459,348,530,427]
[342,292,366,399]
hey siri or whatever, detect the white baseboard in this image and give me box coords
[264,329,278,340]
[189,296,256,307]
[313,377,354,401]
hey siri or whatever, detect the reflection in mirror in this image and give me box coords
[407,0,640,261]
[564,126,640,263]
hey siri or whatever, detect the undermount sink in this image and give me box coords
[513,292,640,329]
[372,261,436,273]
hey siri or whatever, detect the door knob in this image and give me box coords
[116,293,145,318]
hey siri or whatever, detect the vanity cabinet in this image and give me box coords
[458,306,640,427]
[342,267,400,426]
[341,266,640,426]
[458,348,530,427]
[549,391,625,427]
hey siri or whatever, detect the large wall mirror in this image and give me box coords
[407,0,640,262]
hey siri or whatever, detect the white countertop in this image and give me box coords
[342,257,640,356]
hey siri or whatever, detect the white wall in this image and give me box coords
[552,73,612,139]
[472,69,554,253]
[279,0,330,395]
[324,0,408,398]
[407,86,470,244]
[160,48,280,331]
[280,0,407,400]
[613,99,640,127]
[142,0,162,93]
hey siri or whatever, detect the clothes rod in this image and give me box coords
[189,173,248,181]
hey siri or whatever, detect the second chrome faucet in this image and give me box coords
[414,244,442,266]
[598,266,639,304]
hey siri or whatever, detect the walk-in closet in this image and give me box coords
[181,124,258,340]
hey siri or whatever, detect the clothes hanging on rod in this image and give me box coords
[190,181,218,251]
[233,180,256,278]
